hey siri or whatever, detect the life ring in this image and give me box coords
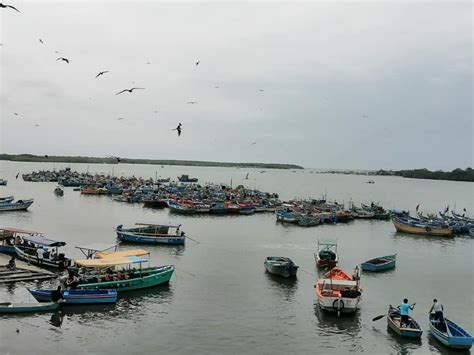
[333,299,345,310]
[425,226,432,232]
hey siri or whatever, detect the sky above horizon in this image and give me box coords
[1,1,472,170]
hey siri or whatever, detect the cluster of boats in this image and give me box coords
[264,239,472,349]
[274,201,390,227]
[391,209,474,237]
[0,227,176,312]
[0,195,34,212]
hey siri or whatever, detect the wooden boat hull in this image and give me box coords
[14,246,72,269]
[392,218,452,236]
[143,200,168,209]
[77,265,174,292]
[264,257,298,278]
[28,288,117,304]
[387,308,423,338]
[0,302,59,313]
[117,230,185,245]
[361,255,396,272]
[429,316,473,349]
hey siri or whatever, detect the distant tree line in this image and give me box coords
[0,154,304,170]
[376,168,474,182]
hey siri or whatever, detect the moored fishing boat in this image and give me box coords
[54,186,64,196]
[275,209,301,223]
[361,254,396,272]
[14,235,72,269]
[143,198,168,209]
[80,186,101,195]
[264,257,298,278]
[387,305,423,338]
[314,266,362,315]
[116,223,186,245]
[0,227,43,255]
[177,175,198,183]
[28,288,117,304]
[429,314,473,349]
[314,239,338,269]
[298,215,320,227]
[0,301,59,313]
[74,250,174,292]
[167,200,196,214]
[392,216,452,236]
[0,198,34,212]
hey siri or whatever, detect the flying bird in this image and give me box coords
[44,155,49,158]
[56,57,69,63]
[258,89,264,92]
[172,123,182,137]
[214,85,219,89]
[362,115,368,118]
[95,70,109,78]
[251,141,256,145]
[34,124,40,127]
[39,38,43,44]
[115,87,145,95]
[195,61,200,66]
[187,101,197,104]
[244,173,249,180]
[13,112,18,116]
[117,117,125,120]
[0,3,20,12]
[16,173,19,179]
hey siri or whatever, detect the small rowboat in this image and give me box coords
[361,254,396,272]
[315,239,338,269]
[387,306,423,338]
[0,302,59,313]
[28,288,118,304]
[429,314,473,349]
[264,257,298,278]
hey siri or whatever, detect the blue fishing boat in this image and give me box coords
[361,254,396,272]
[28,288,118,304]
[0,302,59,313]
[210,202,228,214]
[0,198,34,212]
[429,314,473,350]
[167,200,196,214]
[387,306,423,338]
[0,227,43,255]
[116,223,186,245]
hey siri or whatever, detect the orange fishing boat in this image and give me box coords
[314,266,362,315]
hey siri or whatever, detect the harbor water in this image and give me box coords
[0,161,473,354]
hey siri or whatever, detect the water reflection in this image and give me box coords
[426,334,469,354]
[264,273,298,302]
[49,311,65,328]
[313,304,363,351]
[392,232,455,247]
[385,325,422,354]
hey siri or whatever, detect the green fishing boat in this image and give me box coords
[73,249,174,292]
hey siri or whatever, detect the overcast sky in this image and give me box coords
[1,1,472,170]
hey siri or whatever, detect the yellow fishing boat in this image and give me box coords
[81,187,101,195]
[391,218,452,236]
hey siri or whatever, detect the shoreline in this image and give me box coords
[0,154,304,170]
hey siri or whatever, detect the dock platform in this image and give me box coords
[0,254,57,283]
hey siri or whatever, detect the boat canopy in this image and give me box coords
[74,255,148,267]
[95,249,150,259]
[135,223,182,228]
[75,244,118,259]
[0,227,41,235]
[317,279,357,287]
[22,235,66,247]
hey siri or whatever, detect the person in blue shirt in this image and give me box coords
[398,298,416,327]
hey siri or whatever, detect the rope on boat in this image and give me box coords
[186,236,201,244]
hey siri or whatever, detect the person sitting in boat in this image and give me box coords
[114,271,124,281]
[429,299,444,323]
[175,227,180,236]
[6,256,16,270]
[398,299,416,328]
[180,231,185,237]
[36,247,45,264]
[65,271,80,290]
[104,271,112,282]
[51,286,64,303]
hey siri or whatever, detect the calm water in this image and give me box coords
[0,161,472,355]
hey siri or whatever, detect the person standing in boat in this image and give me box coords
[429,299,444,322]
[398,299,416,327]
[65,271,80,290]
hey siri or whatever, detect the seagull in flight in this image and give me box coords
[116,87,145,95]
[13,112,18,116]
[187,101,197,104]
[172,123,182,137]
[34,124,40,127]
[244,173,249,180]
[44,155,49,158]
[195,61,200,66]
[39,38,44,44]
[95,71,109,78]
[258,89,264,92]
[0,3,20,12]
[56,57,69,64]
[362,115,368,118]
[117,117,125,120]
[251,142,256,145]
[214,85,219,89]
